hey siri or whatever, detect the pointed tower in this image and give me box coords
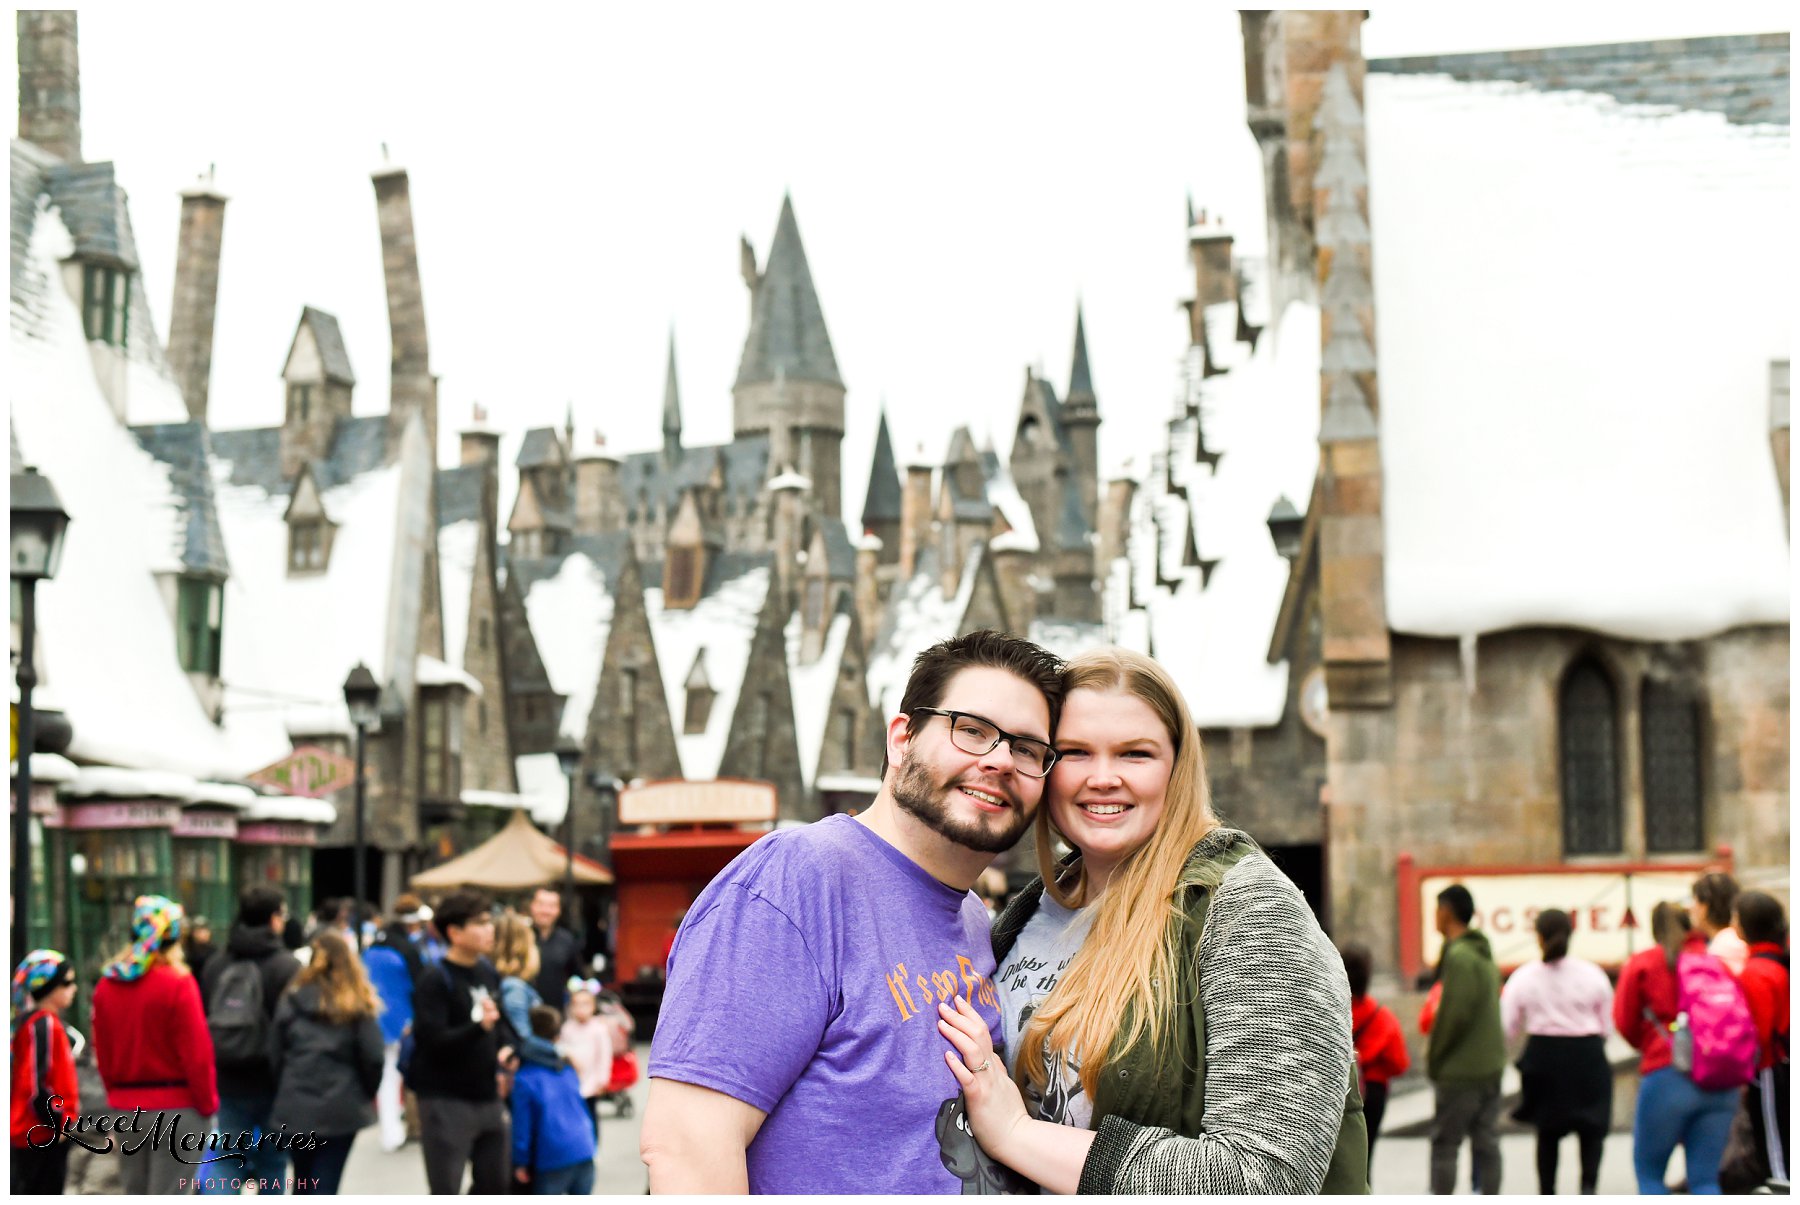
[860,408,902,567]
[1061,306,1101,532]
[733,195,846,520]
[662,330,683,468]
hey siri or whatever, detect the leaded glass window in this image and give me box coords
[1642,679,1704,852]
[1560,659,1621,855]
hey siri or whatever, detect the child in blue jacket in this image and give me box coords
[512,1006,597,1193]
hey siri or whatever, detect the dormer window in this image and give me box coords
[284,467,335,575]
[82,263,131,347]
[289,521,328,573]
[176,577,224,676]
[666,547,701,608]
[684,650,715,735]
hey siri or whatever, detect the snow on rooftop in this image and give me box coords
[519,552,616,743]
[438,518,479,670]
[9,205,264,779]
[768,469,811,491]
[867,545,985,719]
[1124,301,1321,729]
[10,752,79,783]
[984,467,1039,552]
[1203,301,1252,374]
[1027,619,1111,661]
[514,752,571,828]
[786,608,854,791]
[418,654,482,694]
[1367,73,1791,640]
[645,566,771,781]
[123,351,193,427]
[242,795,337,825]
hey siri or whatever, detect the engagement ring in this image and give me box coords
[974,1057,992,1073]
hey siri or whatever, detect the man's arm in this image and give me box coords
[640,1077,769,1194]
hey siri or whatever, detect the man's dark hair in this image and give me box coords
[435,890,493,935]
[532,886,562,905]
[315,897,351,927]
[237,885,287,929]
[1692,871,1739,929]
[1338,942,1371,999]
[1735,890,1787,946]
[528,1003,562,1041]
[1438,884,1475,926]
[1534,908,1573,963]
[887,630,1065,778]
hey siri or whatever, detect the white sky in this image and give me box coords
[9,3,1792,526]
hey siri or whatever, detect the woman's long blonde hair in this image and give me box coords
[493,912,540,982]
[1016,648,1219,1101]
[290,932,380,1025]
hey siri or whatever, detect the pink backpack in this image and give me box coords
[1674,950,1759,1091]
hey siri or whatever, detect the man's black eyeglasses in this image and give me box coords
[910,708,1057,778]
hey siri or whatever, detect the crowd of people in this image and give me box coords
[9,881,637,1195]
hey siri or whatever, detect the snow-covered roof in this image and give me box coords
[437,517,480,670]
[785,606,855,791]
[242,795,337,825]
[983,464,1039,552]
[10,752,78,783]
[1027,618,1111,661]
[8,203,266,779]
[768,469,811,492]
[518,546,619,743]
[645,563,772,780]
[1118,302,1321,729]
[867,544,985,719]
[514,752,571,828]
[418,654,482,695]
[59,764,258,808]
[1366,73,1791,640]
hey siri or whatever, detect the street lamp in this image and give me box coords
[1266,494,1304,562]
[342,663,380,946]
[11,466,70,962]
[555,735,581,905]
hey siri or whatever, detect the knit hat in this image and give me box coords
[101,895,186,983]
[11,949,74,1025]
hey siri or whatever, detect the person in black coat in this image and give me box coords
[268,932,385,1195]
[526,887,583,1010]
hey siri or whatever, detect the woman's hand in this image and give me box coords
[938,995,1030,1163]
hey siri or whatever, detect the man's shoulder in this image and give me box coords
[707,817,865,898]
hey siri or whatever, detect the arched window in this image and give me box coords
[1560,658,1621,855]
[1642,679,1704,852]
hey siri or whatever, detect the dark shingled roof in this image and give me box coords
[210,415,390,494]
[516,427,566,469]
[1038,378,1074,454]
[645,549,775,603]
[1369,33,1789,127]
[507,530,632,599]
[42,160,140,268]
[436,464,486,528]
[291,306,356,386]
[860,409,902,527]
[621,435,770,520]
[734,195,842,389]
[1067,307,1095,401]
[1057,470,1091,552]
[129,420,232,577]
[816,516,856,580]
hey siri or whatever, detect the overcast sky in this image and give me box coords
[9,3,1792,525]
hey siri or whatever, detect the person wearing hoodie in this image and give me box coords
[11,950,81,1194]
[91,895,219,1195]
[199,885,302,1196]
[268,933,385,1195]
[1339,943,1410,1171]
[1427,884,1506,1195]
[512,1005,597,1193]
[365,895,430,1152]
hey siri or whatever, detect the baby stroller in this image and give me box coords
[596,990,640,1118]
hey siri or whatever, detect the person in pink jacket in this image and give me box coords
[559,978,614,1140]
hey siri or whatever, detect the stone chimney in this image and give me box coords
[16,11,80,163]
[166,175,227,422]
[1095,476,1137,571]
[1188,211,1237,317]
[853,533,883,655]
[898,449,934,580]
[769,468,810,607]
[574,429,625,534]
[373,164,436,458]
[990,541,1035,634]
[459,403,500,466]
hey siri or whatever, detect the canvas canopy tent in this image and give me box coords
[409,810,613,890]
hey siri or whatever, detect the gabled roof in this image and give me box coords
[786,594,857,792]
[644,555,774,779]
[510,531,634,742]
[866,542,988,717]
[41,159,140,268]
[1368,33,1789,127]
[860,409,902,527]
[436,463,486,527]
[1067,307,1095,402]
[516,426,567,469]
[210,414,389,494]
[284,306,356,386]
[620,434,770,520]
[734,195,842,389]
[814,516,856,580]
[129,419,232,578]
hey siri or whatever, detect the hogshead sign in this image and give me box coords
[248,745,357,799]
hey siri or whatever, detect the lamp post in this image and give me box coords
[342,663,381,946]
[555,735,581,905]
[11,467,70,963]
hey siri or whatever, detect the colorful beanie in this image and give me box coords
[11,949,74,1026]
[101,895,186,983]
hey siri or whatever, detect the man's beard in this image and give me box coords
[890,748,1033,854]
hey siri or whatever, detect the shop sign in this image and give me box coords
[174,811,239,840]
[248,746,356,799]
[9,781,57,817]
[237,822,318,847]
[618,778,778,826]
[62,801,181,831]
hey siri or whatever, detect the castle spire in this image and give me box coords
[860,406,902,531]
[1067,304,1095,405]
[662,328,682,465]
[733,194,841,389]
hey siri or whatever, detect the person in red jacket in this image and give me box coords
[1720,891,1788,1191]
[91,895,220,1195]
[11,949,80,1193]
[1339,942,1410,1170]
[1614,900,1739,1194]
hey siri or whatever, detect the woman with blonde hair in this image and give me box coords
[91,894,218,1194]
[937,648,1366,1194]
[494,912,562,1070]
[268,932,384,1194]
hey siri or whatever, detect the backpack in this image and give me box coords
[1666,950,1758,1091]
[208,958,269,1068]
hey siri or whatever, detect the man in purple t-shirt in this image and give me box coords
[641,631,1065,1193]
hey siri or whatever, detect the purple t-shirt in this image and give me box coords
[651,814,1009,1194]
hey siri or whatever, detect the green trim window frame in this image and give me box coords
[82,262,131,347]
[67,829,172,1012]
[233,846,313,919]
[176,577,225,676]
[173,837,237,931]
[419,688,461,802]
